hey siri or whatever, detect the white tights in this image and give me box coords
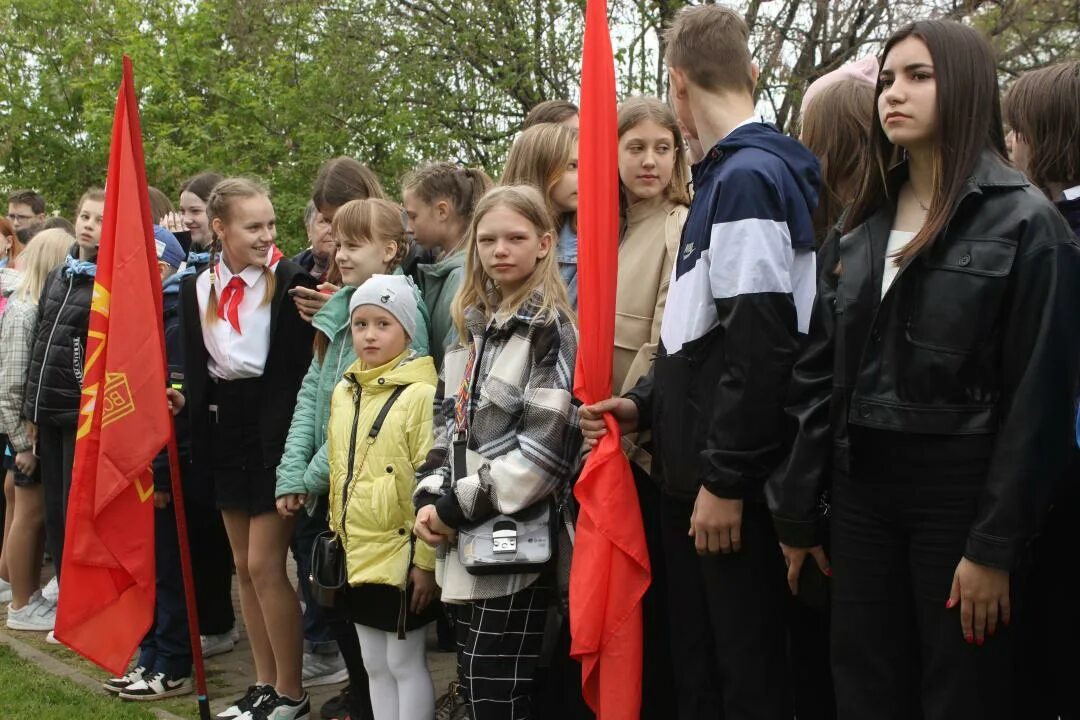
[354,624,434,720]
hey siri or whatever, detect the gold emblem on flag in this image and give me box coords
[101,372,135,428]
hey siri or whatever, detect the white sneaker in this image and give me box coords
[103,665,147,694]
[302,651,348,687]
[201,631,236,658]
[119,672,193,701]
[231,625,241,642]
[6,592,56,631]
[41,576,59,604]
[0,578,11,604]
[45,630,61,644]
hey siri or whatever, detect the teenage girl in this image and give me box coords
[180,178,316,720]
[800,57,878,245]
[286,157,390,720]
[325,274,439,720]
[501,123,580,308]
[615,95,691,718]
[179,172,224,268]
[413,185,579,720]
[401,162,493,367]
[1003,60,1080,720]
[0,230,72,632]
[770,21,1080,720]
[23,189,104,590]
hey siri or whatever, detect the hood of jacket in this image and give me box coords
[711,122,820,229]
[417,247,465,282]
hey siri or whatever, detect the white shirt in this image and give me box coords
[196,262,274,380]
[882,230,914,299]
[1063,185,1080,201]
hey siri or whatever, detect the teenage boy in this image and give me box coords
[581,6,820,719]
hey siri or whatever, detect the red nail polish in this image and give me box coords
[945,598,955,609]
[964,633,973,644]
[976,637,984,647]
[824,568,833,578]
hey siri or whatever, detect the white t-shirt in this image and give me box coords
[882,230,914,299]
[196,262,275,380]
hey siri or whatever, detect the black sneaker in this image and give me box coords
[216,684,274,719]
[103,666,147,694]
[240,691,310,720]
[119,672,193,701]
[319,686,349,720]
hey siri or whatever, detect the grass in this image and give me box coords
[0,629,205,719]
[0,642,160,719]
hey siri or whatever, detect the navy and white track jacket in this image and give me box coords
[627,120,820,501]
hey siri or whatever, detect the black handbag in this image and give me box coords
[310,384,406,608]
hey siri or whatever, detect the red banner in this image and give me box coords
[55,55,169,675]
[569,1,652,717]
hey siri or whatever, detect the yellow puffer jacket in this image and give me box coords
[327,351,437,590]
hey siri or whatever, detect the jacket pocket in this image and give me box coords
[906,236,1017,354]
[370,468,404,530]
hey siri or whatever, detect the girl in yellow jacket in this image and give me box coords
[325,274,438,720]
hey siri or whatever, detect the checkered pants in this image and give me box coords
[455,583,551,720]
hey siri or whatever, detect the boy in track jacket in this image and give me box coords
[581,6,820,718]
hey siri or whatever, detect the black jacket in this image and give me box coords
[769,152,1080,570]
[23,248,94,428]
[180,260,316,480]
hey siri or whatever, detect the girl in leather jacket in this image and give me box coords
[770,21,1080,720]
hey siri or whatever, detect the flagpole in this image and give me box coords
[167,434,212,720]
[119,51,213,720]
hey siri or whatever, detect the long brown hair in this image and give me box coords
[451,186,574,342]
[1004,61,1080,195]
[311,157,387,211]
[402,163,493,227]
[204,177,276,325]
[501,123,578,233]
[844,20,1007,266]
[801,78,876,241]
[617,96,692,208]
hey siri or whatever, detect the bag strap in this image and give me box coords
[340,384,408,542]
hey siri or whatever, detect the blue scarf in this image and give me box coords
[187,251,210,266]
[62,256,97,279]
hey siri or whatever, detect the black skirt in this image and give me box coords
[345,582,439,635]
[207,377,278,516]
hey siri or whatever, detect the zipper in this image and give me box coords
[33,275,75,422]
[338,383,364,544]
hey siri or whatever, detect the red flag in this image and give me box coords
[569,1,652,717]
[55,56,169,674]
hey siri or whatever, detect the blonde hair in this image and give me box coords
[662,5,754,96]
[501,123,578,232]
[331,198,411,272]
[205,177,276,325]
[15,229,74,304]
[617,96,692,207]
[451,185,574,341]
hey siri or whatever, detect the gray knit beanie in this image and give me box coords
[347,274,419,340]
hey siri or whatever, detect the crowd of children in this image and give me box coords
[2,6,1079,720]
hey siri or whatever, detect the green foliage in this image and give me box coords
[0,0,585,254]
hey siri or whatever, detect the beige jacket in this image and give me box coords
[614,196,688,472]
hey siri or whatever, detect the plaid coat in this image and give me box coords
[0,285,37,452]
[415,292,579,602]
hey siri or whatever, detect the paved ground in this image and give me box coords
[0,558,457,719]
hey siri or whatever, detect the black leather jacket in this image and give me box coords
[769,152,1080,570]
